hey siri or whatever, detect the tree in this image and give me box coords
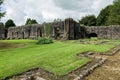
[0,0,5,20]
[25,18,38,25]
[79,15,96,26]
[107,0,120,25]
[5,19,16,28]
[54,18,62,22]
[96,5,112,26]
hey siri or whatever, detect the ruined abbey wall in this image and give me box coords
[6,20,67,39]
[1,18,120,40]
[6,18,81,40]
[7,24,44,39]
[86,25,120,39]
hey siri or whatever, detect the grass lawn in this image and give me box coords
[0,39,116,79]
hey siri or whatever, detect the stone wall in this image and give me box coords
[1,18,120,40]
[0,22,5,40]
[64,18,86,40]
[86,25,120,39]
[7,18,83,40]
[7,21,64,39]
[7,24,44,39]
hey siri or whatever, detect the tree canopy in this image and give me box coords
[79,15,96,26]
[79,0,120,26]
[96,0,120,26]
[5,19,16,28]
[0,0,5,20]
[54,18,62,22]
[96,5,112,26]
[107,0,120,25]
[25,18,38,25]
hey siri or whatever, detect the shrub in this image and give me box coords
[36,38,53,45]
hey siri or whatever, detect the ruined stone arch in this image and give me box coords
[54,27,61,39]
[28,29,31,38]
[37,28,42,38]
[89,33,98,38]
[4,29,8,39]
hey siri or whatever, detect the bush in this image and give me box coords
[36,38,53,45]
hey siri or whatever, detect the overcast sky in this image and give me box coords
[1,0,114,26]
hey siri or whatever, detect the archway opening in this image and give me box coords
[40,29,42,37]
[4,29,8,39]
[28,30,31,38]
[37,29,42,38]
[89,33,98,39]
[22,32,24,39]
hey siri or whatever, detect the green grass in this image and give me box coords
[0,39,117,79]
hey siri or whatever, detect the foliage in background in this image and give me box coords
[0,0,5,20]
[79,15,96,26]
[96,5,112,26]
[54,18,62,22]
[96,0,120,26]
[5,19,16,28]
[80,0,120,26]
[107,0,120,25]
[25,18,38,25]
[36,37,53,45]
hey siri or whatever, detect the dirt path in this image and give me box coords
[0,42,25,50]
[85,51,120,80]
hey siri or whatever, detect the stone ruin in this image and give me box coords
[0,22,6,40]
[86,25,120,39]
[0,18,120,40]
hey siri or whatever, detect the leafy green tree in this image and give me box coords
[54,18,62,22]
[25,18,31,25]
[25,18,38,25]
[96,5,112,26]
[107,0,120,25]
[79,15,96,26]
[5,19,16,28]
[0,0,5,20]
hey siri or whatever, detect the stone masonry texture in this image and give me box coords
[0,18,120,40]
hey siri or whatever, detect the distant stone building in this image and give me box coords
[0,18,120,40]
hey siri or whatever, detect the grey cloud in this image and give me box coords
[2,0,114,26]
[53,0,93,12]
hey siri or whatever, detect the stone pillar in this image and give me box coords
[0,22,5,39]
[30,24,39,39]
[64,18,75,40]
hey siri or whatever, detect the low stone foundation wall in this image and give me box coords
[74,52,107,80]
[74,45,120,80]
[93,45,120,56]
